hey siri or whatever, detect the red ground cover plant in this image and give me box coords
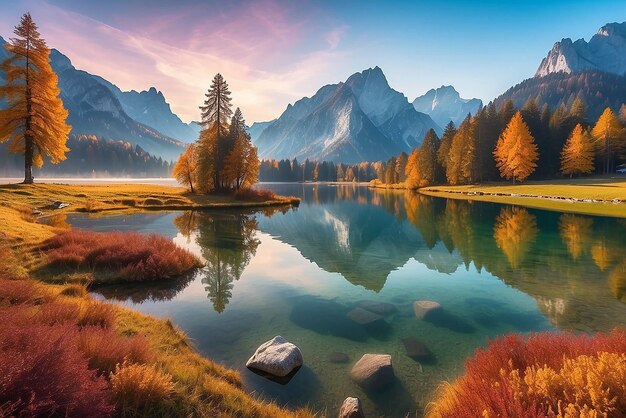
[233,187,278,202]
[41,230,201,283]
[427,330,626,418]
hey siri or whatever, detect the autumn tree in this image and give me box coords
[0,13,70,183]
[436,121,456,182]
[223,108,259,190]
[446,115,476,185]
[493,206,538,269]
[494,111,539,183]
[560,124,594,177]
[591,107,623,174]
[173,144,197,193]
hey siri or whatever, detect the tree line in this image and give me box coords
[380,98,626,188]
[258,159,381,182]
[173,74,259,193]
[0,134,172,177]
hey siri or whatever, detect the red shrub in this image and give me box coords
[78,301,117,329]
[427,329,626,418]
[0,279,37,305]
[35,300,81,326]
[0,322,114,417]
[42,230,200,283]
[77,327,153,375]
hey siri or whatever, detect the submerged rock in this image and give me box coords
[246,336,303,378]
[356,300,396,316]
[347,307,384,325]
[339,396,365,418]
[328,351,350,364]
[350,354,394,391]
[401,336,434,363]
[413,300,441,319]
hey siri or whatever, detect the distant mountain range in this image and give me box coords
[498,22,626,121]
[252,67,441,163]
[536,22,626,78]
[412,85,482,127]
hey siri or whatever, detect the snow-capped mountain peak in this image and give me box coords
[412,85,482,127]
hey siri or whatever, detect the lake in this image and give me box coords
[67,184,626,417]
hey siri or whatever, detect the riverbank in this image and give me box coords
[0,182,310,417]
[418,178,626,218]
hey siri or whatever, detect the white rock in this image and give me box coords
[246,336,303,377]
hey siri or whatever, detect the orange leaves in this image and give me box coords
[172,144,198,193]
[561,124,594,176]
[494,111,538,183]
[493,206,538,269]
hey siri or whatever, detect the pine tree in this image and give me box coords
[493,111,539,183]
[173,144,197,193]
[560,124,594,178]
[436,121,456,181]
[418,129,439,185]
[447,116,475,185]
[223,108,259,190]
[197,74,233,191]
[591,107,623,174]
[0,13,71,183]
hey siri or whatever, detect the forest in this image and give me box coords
[258,159,380,182]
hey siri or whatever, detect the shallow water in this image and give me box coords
[67,184,626,417]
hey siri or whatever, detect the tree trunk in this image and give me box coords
[23,135,34,184]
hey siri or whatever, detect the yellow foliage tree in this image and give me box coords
[223,108,259,190]
[493,206,538,269]
[560,124,594,177]
[172,144,197,193]
[0,13,70,183]
[493,111,538,183]
[558,214,593,260]
[591,107,623,174]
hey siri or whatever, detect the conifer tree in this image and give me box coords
[173,144,197,193]
[0,13,71,183]
[418,129,439,185]
[561,124,594,178]
[224,108,259,190]
[493,111,538,183]
[437,121,456,181]
[591,107,623,174]
[447,115,475,185]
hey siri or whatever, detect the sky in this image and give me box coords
[0,0,625,123]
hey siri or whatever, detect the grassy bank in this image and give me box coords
[418,178,626,217]
[0,182,311,417]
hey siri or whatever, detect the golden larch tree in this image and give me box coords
[560,124,594,177]
[493,111,538,183]
[591,107,623,175]
[0,13,70,183]
[173,144,197,193]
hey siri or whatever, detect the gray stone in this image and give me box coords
[402,336,433,360]
[347,307,384,325]
[328,351,350,364]
[413,300,441,319]
[246,336,303,377]
[350,354,394,391]
[339,397,365,418]
[356,300,397,316]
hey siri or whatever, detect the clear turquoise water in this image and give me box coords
[68,184,626,417]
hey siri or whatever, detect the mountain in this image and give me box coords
[255,67,440,163]
[0,38,186,161]
[412,85,482,127]
[247,120,275,144]
[536,22,626,77]
[91,76,199,142]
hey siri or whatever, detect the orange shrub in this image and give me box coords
[111,362,175,415]
[234,187,277,202]
[42,230,201,283]
[77,327,152,375]
[427,330,626,418]
[78,301,117,329]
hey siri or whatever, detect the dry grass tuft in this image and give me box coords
[111,362,176,416]
[78,327,152,375]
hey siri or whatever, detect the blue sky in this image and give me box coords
[0,0,624,122]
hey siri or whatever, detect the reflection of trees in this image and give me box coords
[173,211,261,314]
[559,214,593,260]
[591,240,614,271]
[405,193,438,248]
[493,207,538,269]
[610,261,626,303]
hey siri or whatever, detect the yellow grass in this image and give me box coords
[419,177,626,218]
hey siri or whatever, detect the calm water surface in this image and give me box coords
[67,184,626,417]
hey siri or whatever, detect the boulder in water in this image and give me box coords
[246,336,303,378]
[339,396,365,418]
[347,307,384,325]
[356,300,397,316]
[350,354,394,391]
[413,300,441,319]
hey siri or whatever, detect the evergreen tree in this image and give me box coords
[437,121,456,181]
[419,129,439,185]
[0,13,71,183]
[494,111,539,183]
[561,124,594,178]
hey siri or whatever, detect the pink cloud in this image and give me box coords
[0,0,350,123]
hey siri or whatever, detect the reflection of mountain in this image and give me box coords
[257,187,425,292]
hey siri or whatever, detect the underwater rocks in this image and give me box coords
[356,300,397,316]
[413,300,442,319]
[246,336,303,378]
[350,354,395,391]
[401,336,435,363]
[339,397,365,418]
[328,352,350,364]
[347,307,384,325]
